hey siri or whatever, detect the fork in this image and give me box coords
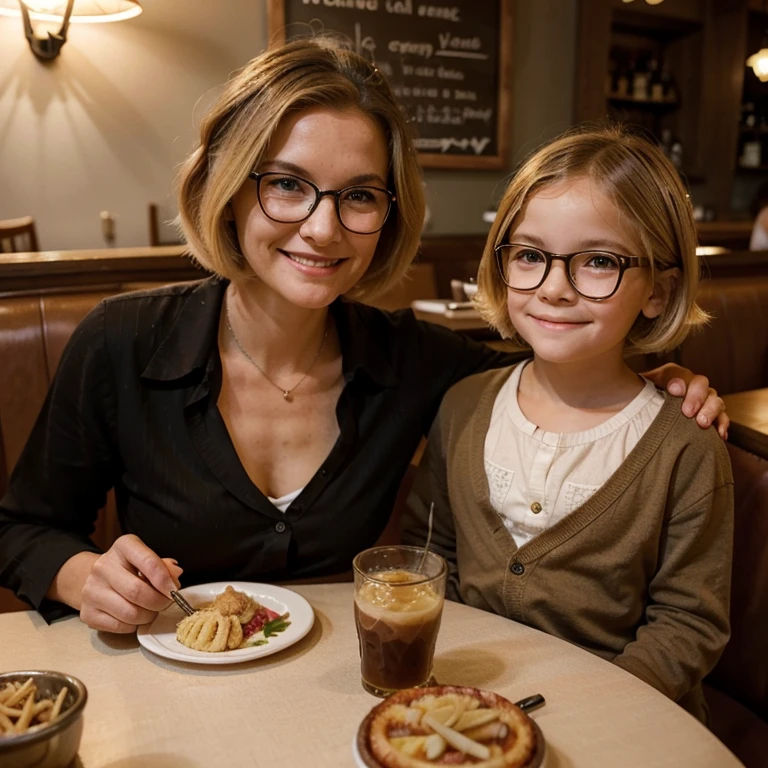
[170,590,196,616]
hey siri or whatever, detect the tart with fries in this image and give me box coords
[356,686,542,768]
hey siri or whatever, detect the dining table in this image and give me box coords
[0,583,743,768]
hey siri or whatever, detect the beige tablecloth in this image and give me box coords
[0,583,742,767]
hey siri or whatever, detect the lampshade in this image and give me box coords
[747,48,768,82]
[0,0,141,23]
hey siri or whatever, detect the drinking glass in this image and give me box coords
[353,545,447,697]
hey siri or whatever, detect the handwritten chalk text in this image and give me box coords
[302,0,378,9]
[414,136,492,155]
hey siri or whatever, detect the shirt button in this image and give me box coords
[320,469,328,477]
[275,521,286,533]
[530,502,542,514]
[510,561,525,576]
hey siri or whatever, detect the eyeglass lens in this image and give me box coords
[257,173,391,233]
[501,246,623,299]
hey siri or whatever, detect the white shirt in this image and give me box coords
[484,361,665,547]
[268,487,302,513]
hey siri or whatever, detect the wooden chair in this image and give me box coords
[0,216,39,253]
[147,203,182,247]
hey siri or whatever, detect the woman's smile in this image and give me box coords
[279,249,343,272]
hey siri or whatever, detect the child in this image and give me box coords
[403,124,733,724]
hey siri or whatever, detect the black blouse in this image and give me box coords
[0,277,517,620]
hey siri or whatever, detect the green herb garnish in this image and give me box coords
[263,612,291,638]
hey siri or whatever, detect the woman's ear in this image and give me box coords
[641,267,679,319]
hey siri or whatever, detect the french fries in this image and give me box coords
[0,678,69,738]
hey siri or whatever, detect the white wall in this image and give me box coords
[0,0,576,250]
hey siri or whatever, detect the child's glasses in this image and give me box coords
[495,243,650,301]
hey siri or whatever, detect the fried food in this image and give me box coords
[211,585,258,624]
[356,686,540,768]
[176,610,243,652]
[174,585,289,653]
[0,678,69,738]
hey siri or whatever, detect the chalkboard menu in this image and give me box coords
[267,0,512,169]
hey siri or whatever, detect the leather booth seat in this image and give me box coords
[0,284,162,612]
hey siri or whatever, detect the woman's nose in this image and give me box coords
[299,196,343,245]
[536,261,578,302]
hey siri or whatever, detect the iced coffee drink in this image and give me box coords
[353,546,447,697]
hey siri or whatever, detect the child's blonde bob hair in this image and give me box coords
[477,123,707,355]
[176,36,425,302]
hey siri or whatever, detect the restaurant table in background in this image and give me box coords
[722,389,768,457]
[411,305,492,338]
[0,584,742,767]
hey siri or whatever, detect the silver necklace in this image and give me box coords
[225,297,328,402]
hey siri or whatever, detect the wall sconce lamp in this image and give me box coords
[0,0,141,61]
[747,46,768,82]
[747,2,768,82]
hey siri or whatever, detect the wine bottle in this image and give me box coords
[616,55,630,98]
[632,55,649,101]
[660,65,677,103]
[649,59,663,102]
[670,135,683,170]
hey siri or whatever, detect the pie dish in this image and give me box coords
[355,685,544,768]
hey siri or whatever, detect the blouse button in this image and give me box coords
[510,561,525,576]
[530,501,542,514]
[275,521,287,533]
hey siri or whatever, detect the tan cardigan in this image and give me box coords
[403,366,734,722]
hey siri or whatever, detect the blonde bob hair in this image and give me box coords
[176,36,425,302]
[476,123,707,355]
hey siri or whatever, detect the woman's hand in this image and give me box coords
[643,363,729,439]
[54,534,183,633]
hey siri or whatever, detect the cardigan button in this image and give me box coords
[275,521,287,533]
[510,561,525,576]
[530,501,542,514]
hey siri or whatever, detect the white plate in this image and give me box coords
[352,733,367,768]
[137,581,314,665]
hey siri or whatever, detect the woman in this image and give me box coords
[0,38,726,633]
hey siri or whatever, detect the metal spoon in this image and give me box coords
[417,502,435,573]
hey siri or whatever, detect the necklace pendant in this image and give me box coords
[283,390,292,402]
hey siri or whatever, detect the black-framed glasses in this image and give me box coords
[495,243,651,301]
[248,171,396,235]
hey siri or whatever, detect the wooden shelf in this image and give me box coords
[607,94,680,109]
